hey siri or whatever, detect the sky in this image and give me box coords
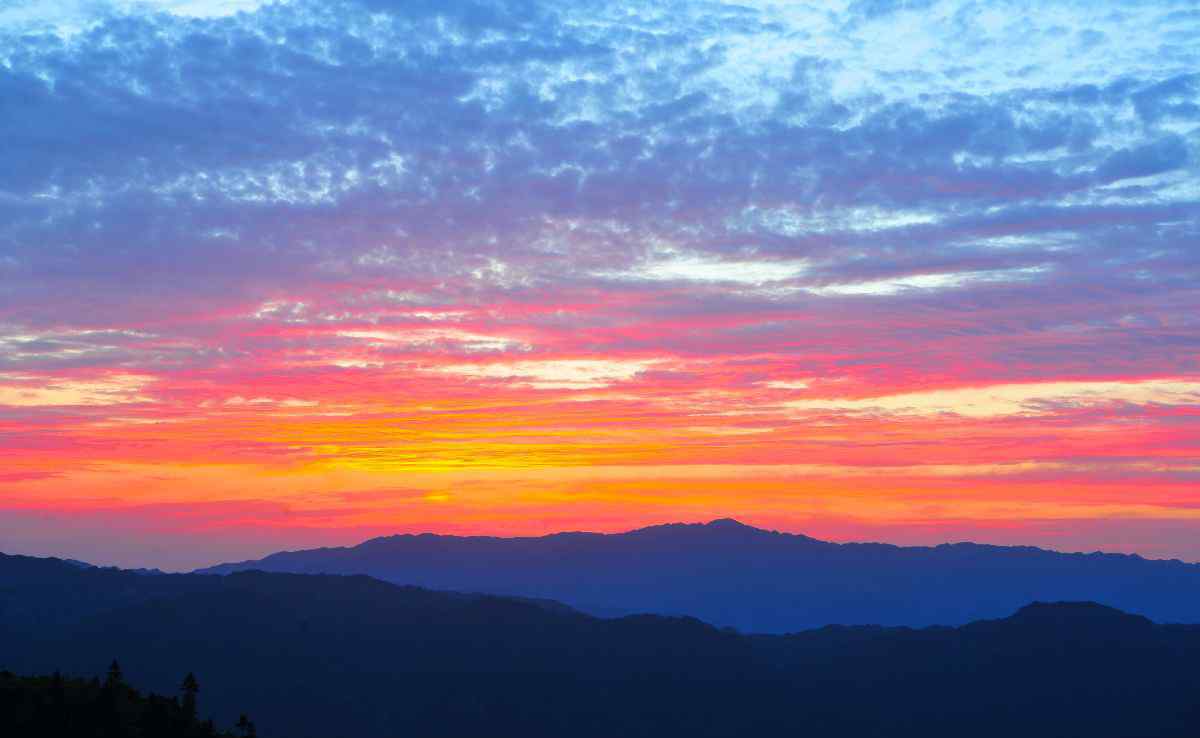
[0,0,1198,570]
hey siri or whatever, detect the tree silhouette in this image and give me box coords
[180,672,199,722]
[101,660,126,738]
[105,660,124,689]
[235,713,257,738]
[139,697,172,738]
[3,668,246,738]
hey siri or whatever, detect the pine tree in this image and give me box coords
[181,672,200,722]
[105,660,123,689]
[101,661,125,738]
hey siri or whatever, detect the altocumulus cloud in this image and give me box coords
[0,0,1194,329]
[0,0,1199,567]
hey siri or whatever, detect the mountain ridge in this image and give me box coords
[200,518,1180,569]
[194,518,1200,632]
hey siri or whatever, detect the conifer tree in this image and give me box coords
[101,661,125,738]
[106,660,124,689]
[181,672,200,722]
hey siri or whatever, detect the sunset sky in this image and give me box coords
[1,0,1198,569]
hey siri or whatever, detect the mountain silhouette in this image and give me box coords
[4,552,1200,738]
[197,519,1200,632]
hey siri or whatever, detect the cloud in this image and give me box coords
[784,379,1200,419]
[1096,136,1190,183]
[762,380,811,390]
[600,252,810,285]
[0,373,155,406]
[337,329,525,353]
[806,266,1049,296]
[0,0,1198,558]
[223,396,318,408]
[434,359,661,389]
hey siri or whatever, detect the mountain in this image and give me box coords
[197,518,1200,632]
[4,552,1200,738]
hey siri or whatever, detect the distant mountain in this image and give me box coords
[3,553,1200,738]
[197,518,1200,632]
[58,557,167,576]
[0,552,572,632]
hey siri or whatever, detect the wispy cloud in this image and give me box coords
[784,378,1200,419]
[434,359,661,389]
[0,373,155,407]
[0,0,1197,562]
